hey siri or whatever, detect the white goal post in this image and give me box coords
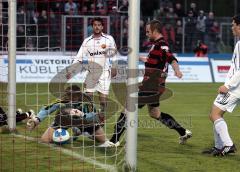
[126,0,139,171]
[8,0,17,131]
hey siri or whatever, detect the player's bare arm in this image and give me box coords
[139,56,148,62]
[171,60,183,78]
[218,85,229,94]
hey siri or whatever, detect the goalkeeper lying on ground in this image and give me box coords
[27,85,115,147]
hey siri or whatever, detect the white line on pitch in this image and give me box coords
[13,134,117,172]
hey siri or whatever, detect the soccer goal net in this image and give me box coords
[0,0,140,171]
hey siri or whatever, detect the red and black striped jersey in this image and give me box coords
[141,38,178,91]
[145,37,177,71]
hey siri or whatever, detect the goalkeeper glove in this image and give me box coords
[27,117,40,130]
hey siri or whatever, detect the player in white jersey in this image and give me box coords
[73,17,117,112]
[202,15,240,156]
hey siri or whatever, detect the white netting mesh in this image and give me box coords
[0,0,128,171]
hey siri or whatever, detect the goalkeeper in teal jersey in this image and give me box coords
[27,85,115,147]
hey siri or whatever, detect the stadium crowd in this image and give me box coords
[0,0,225,53]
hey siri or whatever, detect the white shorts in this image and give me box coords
[214,92,240,113]
[84,70,111,95]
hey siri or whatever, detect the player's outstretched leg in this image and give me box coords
[16,109,35,123]
[110,112,126,146]
[157,112,192,144]
[204,104,237,156]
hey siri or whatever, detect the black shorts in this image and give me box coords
[138,91,160,108]
[138,82,165,108]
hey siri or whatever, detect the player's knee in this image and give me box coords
[40,135,52,143]
[209,113,217,122]
[41,127,54,143]
[209,110,222,122]
[149,111,159,119]
[148,107,160,119]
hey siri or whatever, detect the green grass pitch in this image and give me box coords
[1,83,240,172]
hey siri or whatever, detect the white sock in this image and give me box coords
[214,118,233,147]
[213,125,223,149]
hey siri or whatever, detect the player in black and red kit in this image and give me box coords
[110,20,192,146]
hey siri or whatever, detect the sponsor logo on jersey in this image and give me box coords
[88,50,106,56]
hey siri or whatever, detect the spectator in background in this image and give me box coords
[175,3,185,18]
[190,2,198,17]
[17,6,25,24]
[26,37,35,51]
[49,9,60,50]
[17,25,26,51]
[155,6,165,19]
[205,12,216,49]
[80,6,89,15]
[196,10,206,42]
[119,0,128,15]
[0,2,2,24]
[109,4,121,47]
[50,1,64,14]
[25,0,35,24]
[185,10,197,52]
[106,0,117,14]
[89,3,96,15]
[64,0,78,15]
[122,17,128,47]
[38,10,48,35]
[139,20,146,51]
[96,0,107,15]
[194,40,208,57]
[208,21,220,53]
[162,23,175,50]
[166,7,177,20]
[175,19,183,52]
[159,0,173,9]
[38,10,49,50]
[205,12,215,33]
[83,0,92,9]
[32,11,39,24]
[87,19,93,36]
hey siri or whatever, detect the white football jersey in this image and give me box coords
[225,40,240,98]
[75,33,117,71]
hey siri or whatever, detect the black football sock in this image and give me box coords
[0,107,7,126]
[16,113,29,122]
[158,112,186,136]
[110,112,126,143]
[0,114,7,126]
[0,107,5,115]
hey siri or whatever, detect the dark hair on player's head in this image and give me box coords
[233,15,240,25]
[91,17,104,26]
[62,85,93,103]
[65,85,80,93]
[61,85,81,101]
[147,20,162,33]
[60,107,72,115]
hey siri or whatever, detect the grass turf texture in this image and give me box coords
[1,83,240,171]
